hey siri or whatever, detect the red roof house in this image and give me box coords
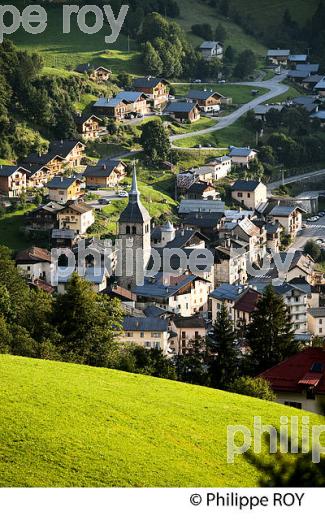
[260,348,325,413]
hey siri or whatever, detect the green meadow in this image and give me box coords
[0,355,323,487]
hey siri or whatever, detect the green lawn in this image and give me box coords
[270,84,303,104]
[0,205,36,251]
[0,354,323,487]
[174,84,268,104]
[175,118,256,149]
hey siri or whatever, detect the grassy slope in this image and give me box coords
[0,354,323,487]
[176,0,266,55]
[10,0,266,77]
[175,118,256,148]
[229,0,318,29]
[0,205,37,251]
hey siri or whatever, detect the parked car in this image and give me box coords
[193,79,202,83]
[118,191,128,198]
[98,198,110,205]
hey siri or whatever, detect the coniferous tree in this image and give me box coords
[207,303,239,389]
[246,285,297,374]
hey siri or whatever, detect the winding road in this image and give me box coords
[170,73,289,143]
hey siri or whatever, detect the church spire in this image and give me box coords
[129,162,139,203]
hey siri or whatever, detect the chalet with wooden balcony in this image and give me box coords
[132,77,169,108]
[74,114,102,141]
[0,166,28,197]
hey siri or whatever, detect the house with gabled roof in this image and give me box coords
[47,176,83,204]
[260,348,325,413]
[234,288,261,326]
[228,147,257,168]
[57,201,94,235]
[134,273,211,317]
[93,92,149,119]
[132,77,169,108]
[120,316,170,355]
[231,179,267,210]
[164,101,200,123]
[75,63,111,82]
[74,113,102,141]
[170,316,207,354]
[84,159,127,188]
[266,49,290,65]
[199,41,223,61]
[16,247,52,284]
[288,54,308,65]
[24,201,64,231]
[269,204,305,238]
[0,166,28,197]
[209,283,246,323]
[214,237,248,286]
[25,140,85,174]
[314,76,325,96]
[187,89,224,112]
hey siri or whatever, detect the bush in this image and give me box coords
[229,376,276,401]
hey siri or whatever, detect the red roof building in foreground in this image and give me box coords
[260,348,325,414]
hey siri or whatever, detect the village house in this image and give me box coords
[233,288,261,326]
[84,159,127,188]
[47,176,83,204]
[0,166,28,197]
[25,140,85,174]
[254,104,284,121]
[308,308,325,337]
[134,273,212,318]
[93,97,128,119]
[170,316,207,354]
[199,41,223,61]
[57,267,109,294]
[182,212,225,240]
[270,251,315,284]
[120,316,170,355]
[206,156,232,180]
[209,283,246,324]
[132,77,169,108]
[24,201,64,231]
[57,201,95,235]
[74,114,102,141]
[185,181,219,200]
[231,180,268,210]
[288,54,308,66]
[255,220,282,252]
[228,147,257,168]
[260,348,325,414]
[226,217,267,265]
[151,223,206,250]
[178,199,225,215]
[16,247,52,285]
[269,204,305,238]
[76,64,111,82]
[314,77,325,96]
[22,164,52,189]
[292,95,319,114]
[302,74,324,90]
[214,237,248,286]
[266,49,290,66]
[187,89,223,112]
[94,92,149,119]
[164,102,201,123]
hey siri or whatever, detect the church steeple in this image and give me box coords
[129,163,139,202]
[117,163,151,290]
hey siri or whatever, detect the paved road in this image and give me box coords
[291,217,325,251]
[268,168,325,192]
[170,74,289,143]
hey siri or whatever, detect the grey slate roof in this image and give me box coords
[229,147,255,158]
[308,308,325,318]
[267,49,290,57]
[165,101,198,113]
[231,179,261,192]
[297,64,320,73]
[209,283,245,301]
[118,167,150,224]
[182,212,224,228]
[288,70,309,79]
[123,316,168,332]
[84,159,125,178]
[315,77,325,90]
[302,74,323,84]
[0,166,29,177]
[132,77,168,89]
[94,97,125,108]
[188,89,222,101]
[115,91,146,102]
[288,54,308,62]
[134,274,200,299]
[200,41,221,50]
[47,176,78,189]
[270,205,305,217]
